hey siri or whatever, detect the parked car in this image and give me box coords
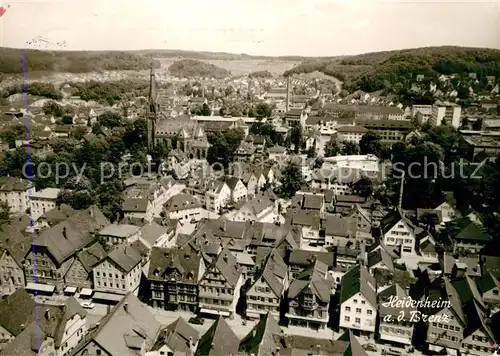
[188,316,204,325]
[81,302,95,309]
[362,344,378,352]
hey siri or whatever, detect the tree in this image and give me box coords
[279,163,306,199]
[201,103,211,116]
[71,126,87,140]
[342,141,360,155]
[359,131,382,157]
[0,124,25,147]
[42,100,64,117]
[0,201,10,229]
[290,126,303,153]
[207,128,245,168]
[61,115,74,125]
[351,176,374,198]
[56,189,96,210]
[254,103,274,118]
[98,111,123,128]
[306,146,316,158]
[420,212,440,234]
[324,139,341,157]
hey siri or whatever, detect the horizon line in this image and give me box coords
[2,44,500,59]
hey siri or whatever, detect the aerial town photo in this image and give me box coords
[1,0,500,355]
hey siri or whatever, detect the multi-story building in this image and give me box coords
[339,265,378,337]
[92,244,142,296]
[163,193,202,224]
[24,205,109,294]
[0,177,31,214]
[323,154,379,177]
[322,104,405,121]
[147,246,202,312]
[286,260,334,330]
[226,196,277,224]
[205,180,231,214]
[70,293,162,356]
[411,104,432,123]
[98,223,141,245]
[0,290,87,356]
[0,226,30,298]
[430,101,462,128]
[380,209,417,256]
[425,278,467,353]
[122,176,185,222]
[219,176,248,203]
[357,120,413,143]
[336,125,368,144]
[378,283,416,346]
[198,247,243,318]
[64,242,107,289]
[246,250,288,319]
[30,188,61,220]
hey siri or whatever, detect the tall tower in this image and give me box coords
[147,62,158,151]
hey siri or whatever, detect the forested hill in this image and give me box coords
[283,46,500,92]
[168,59,231,79]
[0,47,160,74]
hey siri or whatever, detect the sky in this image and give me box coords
[0,0,499,56]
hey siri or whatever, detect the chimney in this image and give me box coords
[89,208,94,217]
[211,343,215,349]
[20,324,25,331]
[223,254,228,263]
[44,309,50,320]
[189,336,194,348]
[62,227,67,239]
[222,220,227,232]
[124,302,129,312]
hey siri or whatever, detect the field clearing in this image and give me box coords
[156,57,300,76]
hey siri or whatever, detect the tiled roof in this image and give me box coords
[106,244,142,273]
[71,293,162,356]
[35,205,109,264]
[195,316,239,356]
[239,313,282,356]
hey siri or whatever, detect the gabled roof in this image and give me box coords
[367,248,394,271]
[0,289,36,336]
[148,246,200,283]
[195,316,239,356]
[154,317,199,354]
[105,244,142,273]
[288,260,334,303]
[476,272,500,294]
[252,250,287,297]
[203,247,241,288]
[71,293,162,356]
[445,217,493,242]
[239,313,282,356]
[34,205,109,265]
[76,242,107,272]
[339,265,377,308]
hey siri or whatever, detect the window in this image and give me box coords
[356,308,361,314]
[353,299,357,303]
[355,318,361,324]
[361,300,365,305]
[367,310,372,315]
[345,306,351,312]
[96,351,101,355]
[344,316,350,322]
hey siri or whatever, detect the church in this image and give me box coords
[147,65,210,160]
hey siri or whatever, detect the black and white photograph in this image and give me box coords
[0,0,500,355]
